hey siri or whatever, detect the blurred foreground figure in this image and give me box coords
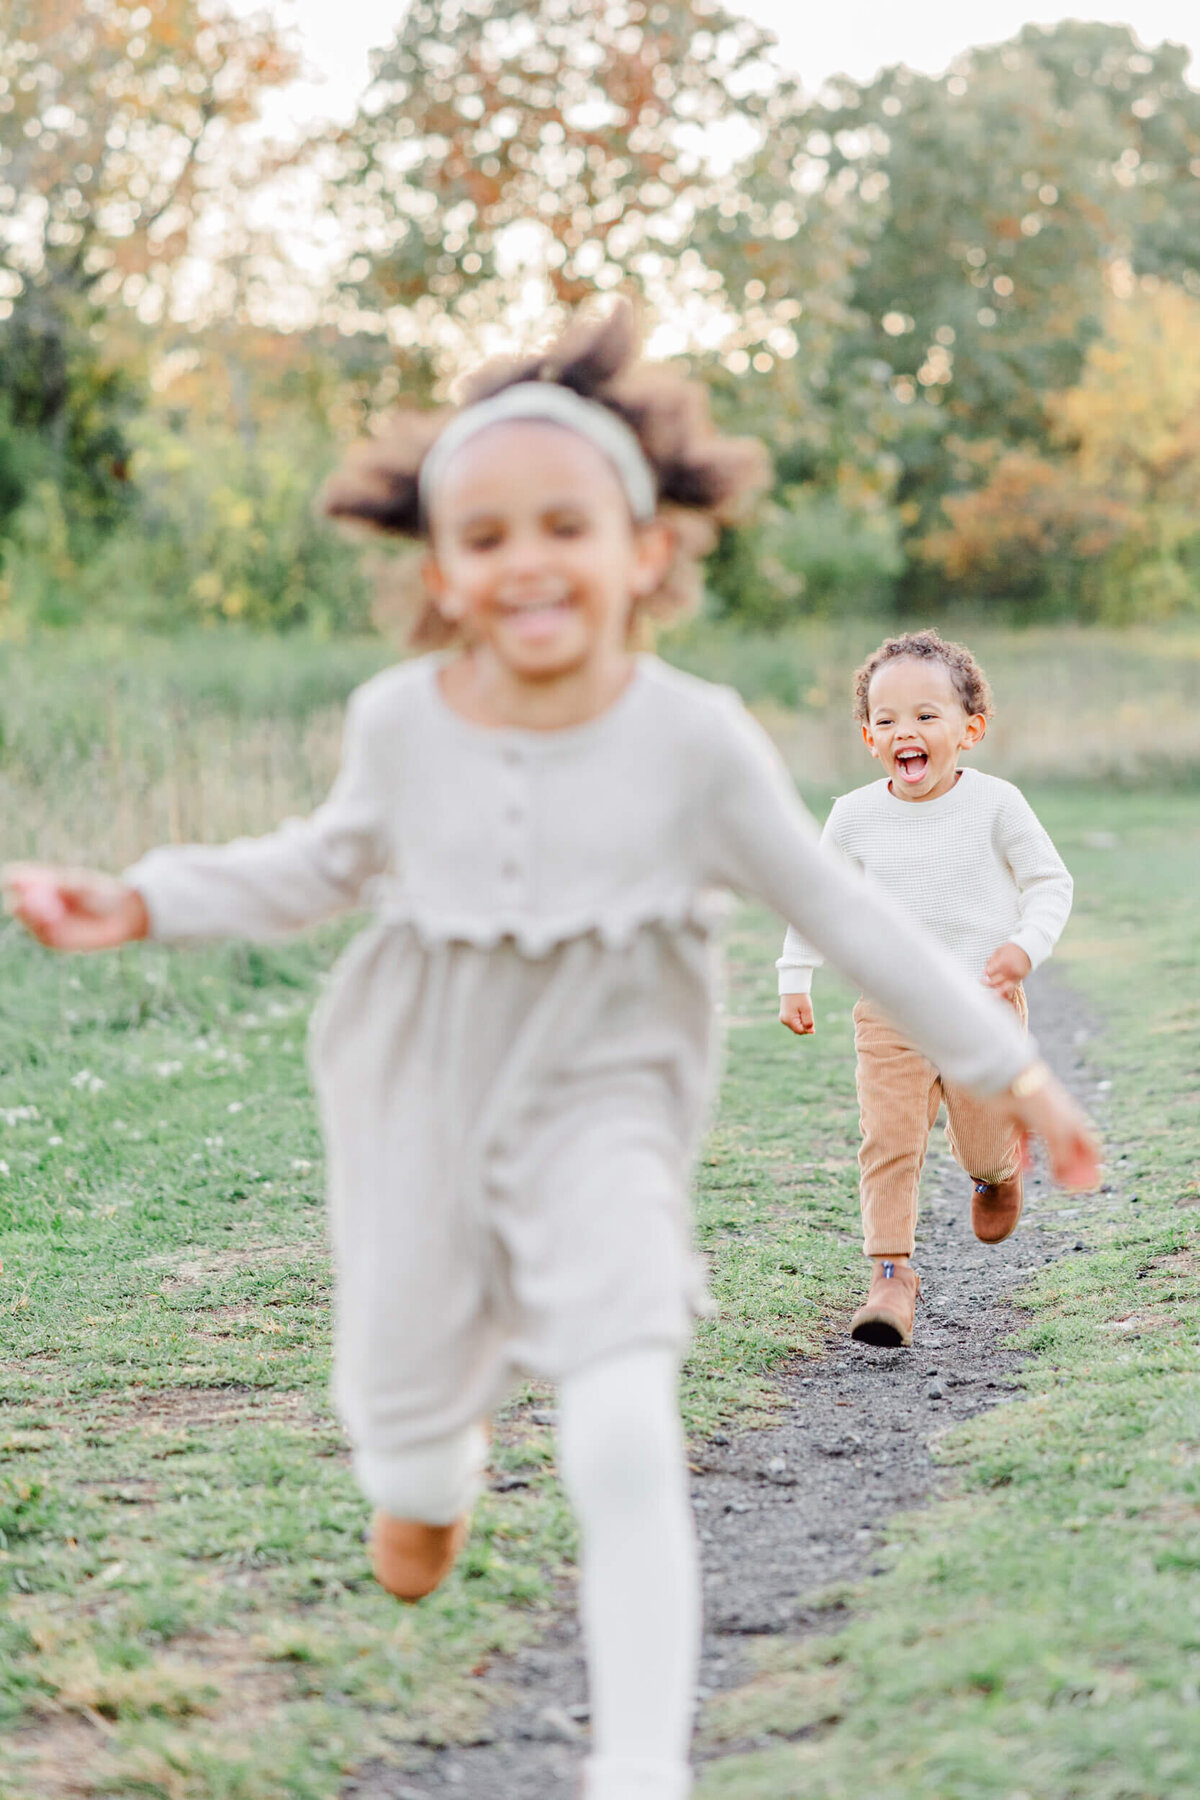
[5,305,1097,1800]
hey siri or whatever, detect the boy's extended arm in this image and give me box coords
[126,689,387,943]
[999,788,1074,970]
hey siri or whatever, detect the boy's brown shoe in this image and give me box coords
[370,1512,470,1602]
[972,1172,1023,1244]
[850,1260,920,1348]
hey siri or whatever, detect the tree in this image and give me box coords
[330,0,870,416]
[791,22,1200,598]
[0,0,296,528]
[920,282,1200,619]
[1053,280,1200,617]
[336,1,777,319]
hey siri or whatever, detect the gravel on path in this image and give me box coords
[345,971,1099,1799]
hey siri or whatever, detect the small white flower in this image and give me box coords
[227,1101,244,1114]
[154,1061,184,1078]
[291,1158,313,1173]
[48,1135,64,1147]
[1,1105,39,1127]
[0,1160,9,1175]
[70,1071,106,1094]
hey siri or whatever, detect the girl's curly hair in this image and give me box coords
[320,302,770,647]
[852,630,995,723]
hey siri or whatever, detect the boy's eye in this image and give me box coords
[463,528,503,550]
[546,513,588,537]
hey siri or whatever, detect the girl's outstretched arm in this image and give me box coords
[7,686,388,952]
[705,698,1100,1192]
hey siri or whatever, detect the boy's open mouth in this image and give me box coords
[895,748,929,784]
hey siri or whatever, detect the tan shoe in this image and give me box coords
[369,1512,470,1602]
[850,1260,921,1347]
[972,1171,1023,1244]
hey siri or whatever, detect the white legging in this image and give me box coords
[354,1346,699,1800]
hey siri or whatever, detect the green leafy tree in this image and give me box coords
[791,22,1200,600]
[0,0,296,531]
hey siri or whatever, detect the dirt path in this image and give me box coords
[346,972,1098,1799]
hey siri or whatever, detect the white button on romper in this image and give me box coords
[129,655,1033,1464]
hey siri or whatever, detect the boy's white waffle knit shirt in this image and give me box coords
[776,768,1072,996]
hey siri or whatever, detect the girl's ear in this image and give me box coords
[862,723,880,759]
[963,712,987,748]
[422,552,466,622]
[630,518,676,597]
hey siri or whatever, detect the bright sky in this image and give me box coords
[248,0,1199,133]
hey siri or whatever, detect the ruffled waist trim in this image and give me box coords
[365,886,732,957]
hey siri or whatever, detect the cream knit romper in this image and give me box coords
[128,656,1034,1460]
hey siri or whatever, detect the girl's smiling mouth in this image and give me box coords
[495,588,577,644]
[895,748,930,784]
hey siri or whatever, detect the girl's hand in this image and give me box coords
[1007,1071,1100,1192]
[3,864,149,952]
[984,941,1032,1000]
[779,993,815,1036]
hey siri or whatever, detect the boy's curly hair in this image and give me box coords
[852,630,995,723]
[320,302,770,647]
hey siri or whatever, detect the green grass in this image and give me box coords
[698,788,1200,1800]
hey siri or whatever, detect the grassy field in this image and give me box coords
[0,632,1198,1799]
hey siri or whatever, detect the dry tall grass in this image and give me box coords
[1,624,1195,872]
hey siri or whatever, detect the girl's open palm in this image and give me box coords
[3,864,148,952]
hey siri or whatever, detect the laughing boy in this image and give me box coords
[777,630,1073,1348]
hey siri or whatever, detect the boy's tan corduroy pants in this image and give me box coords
[852,986,1027,1258]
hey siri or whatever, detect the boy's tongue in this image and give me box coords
[897,750,929,784]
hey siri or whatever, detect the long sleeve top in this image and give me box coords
[776,768,1073,996]
[127,654,1036,1096]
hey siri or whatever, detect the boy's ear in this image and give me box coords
[861,722,880,759]
[963,713,987,748]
